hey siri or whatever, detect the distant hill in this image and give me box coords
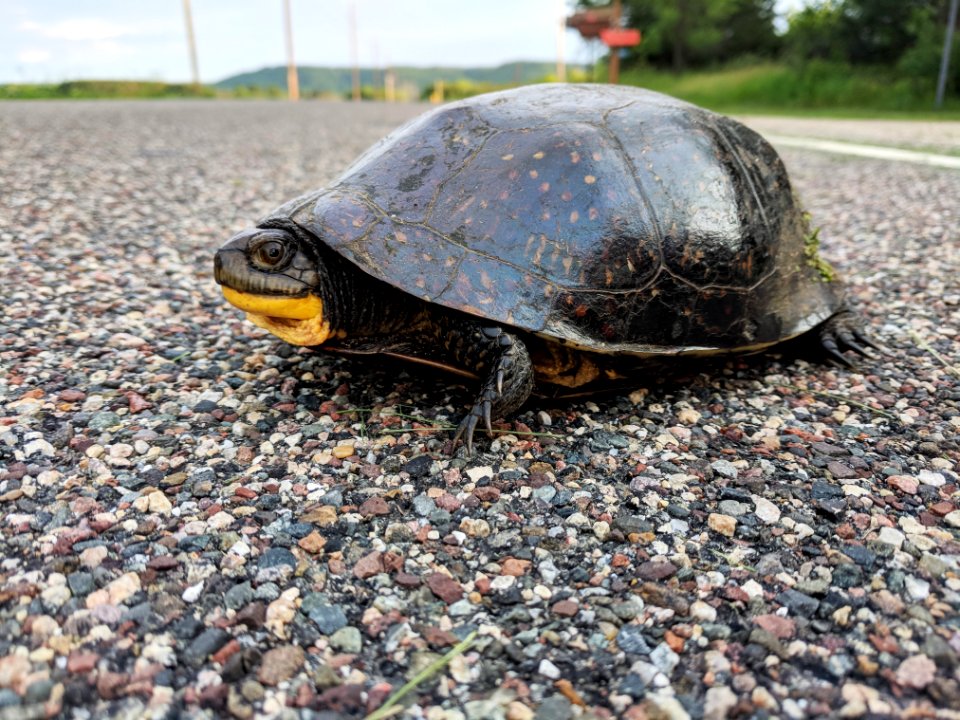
[215,62,579,99]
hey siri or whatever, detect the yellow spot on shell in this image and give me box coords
[539,182,550,193]
[570,151,581,164]
[533,151,545,159]
[529,170,539,179]
[395,231,408,243]
[584,175,596,185]
[561,191,573,201]
[501,153,514,161]
[569,210,579,223]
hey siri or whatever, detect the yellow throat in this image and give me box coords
[221,287,335,346]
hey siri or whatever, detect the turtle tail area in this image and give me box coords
[818,309,882,367]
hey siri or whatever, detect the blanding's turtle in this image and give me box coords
[214,84,875,451]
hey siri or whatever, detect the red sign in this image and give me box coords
[600,28,641,48]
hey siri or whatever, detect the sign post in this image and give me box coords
[566,1,641,84]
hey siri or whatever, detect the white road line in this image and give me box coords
[763,133,960,170]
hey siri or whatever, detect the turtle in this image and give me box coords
[214,83,876,451]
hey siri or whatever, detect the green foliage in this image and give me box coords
[585,0,779,70]
[578,0,958,106]
[619,61,960,112]
[0,80,215,100]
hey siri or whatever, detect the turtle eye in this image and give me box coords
[251,238,289,269]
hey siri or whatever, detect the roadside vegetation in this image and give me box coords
[0,80,215,100]
[2,0,957,115]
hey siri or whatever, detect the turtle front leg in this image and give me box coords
[451,326,534,453]
[819,309,882,367]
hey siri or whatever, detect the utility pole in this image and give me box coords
[283,0,299,101]
[182,0,200,86]
[556,0,567,82]
[350,0,361,101]
[608,0,622,85]
[936,0,958,109]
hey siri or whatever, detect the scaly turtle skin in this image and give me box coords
[214,84,876,451]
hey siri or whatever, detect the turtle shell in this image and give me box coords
[268,84,844,355]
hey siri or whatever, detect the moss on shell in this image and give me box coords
[802,215,836,283]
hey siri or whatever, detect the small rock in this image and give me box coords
[426,573,463,603]
[538,659,561,679]
[895,654,936,689]
[708,513,736,537]
[704,685,737,720]
[329,626,362,653]
[710,460,738,479]
[257,645,305,686]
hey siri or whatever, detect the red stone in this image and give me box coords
[147,555,178,571]
[426,573,463,603]
[126,392,152,414]
[929,501,955,516]
[359,497,390,517]
[753,613,795,639]
[393,572,421,588]
[551,600,579,617]
[67,650,99,674]
[473,486,501,502]
[353,551,384,579]
[211,639,241,665]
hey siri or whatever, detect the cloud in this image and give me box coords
[20,18,139,42]
[17,48,51,64]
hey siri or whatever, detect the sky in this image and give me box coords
[3,0,807,85]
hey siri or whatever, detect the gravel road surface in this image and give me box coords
[2,99,959,719]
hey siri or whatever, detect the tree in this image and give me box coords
[578,0,780,71]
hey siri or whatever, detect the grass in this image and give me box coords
[4,63,960,119]
[618,61,960,118]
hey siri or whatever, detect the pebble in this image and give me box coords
[707,513,737,537]
[329,626,362,653]
[258,646,305,686]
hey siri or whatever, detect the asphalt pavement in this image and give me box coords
[1,99,959,719]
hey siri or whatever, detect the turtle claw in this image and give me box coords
[453,390,496,454]
[819,310,879,366]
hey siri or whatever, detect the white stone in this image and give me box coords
[465,466,493,482]
[690,600,717,623]
[904,575,930,601]
[704,686,737,720]
[876,526,905,550]
[752,495,781,524]
[538,659,561,679]
[182,581,204,603]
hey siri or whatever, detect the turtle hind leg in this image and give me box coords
[819,309,882,367]
[452,326,534,454]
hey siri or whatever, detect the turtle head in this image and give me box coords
[214,226,337,346]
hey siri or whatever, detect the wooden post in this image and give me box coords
[182,0,200,87]
[350,0,361,101]
[283,0,299,101]
[608,0,621,84]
